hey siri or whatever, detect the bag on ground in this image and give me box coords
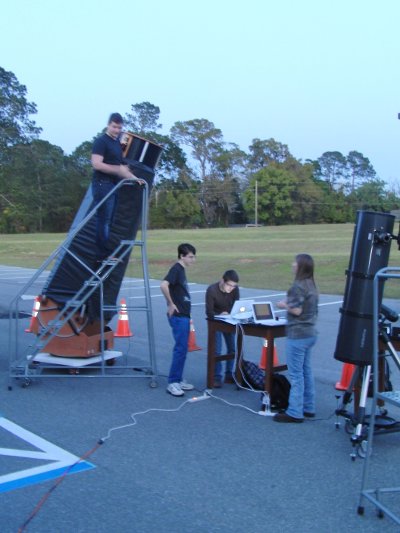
[241,359,291,410]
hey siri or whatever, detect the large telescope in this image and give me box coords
[34,133,163,357]
[334,210,396,366]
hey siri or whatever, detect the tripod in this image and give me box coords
[335,319,400,460]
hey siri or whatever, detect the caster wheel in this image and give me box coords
[22,379,31,388]
[149,380,158,388]
[357,506,364,515]
[8,385,13,391]
[335,422,340,430]
[377,509,384,519]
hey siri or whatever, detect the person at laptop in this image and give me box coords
[206,270,240,387]
[273,254,318,424]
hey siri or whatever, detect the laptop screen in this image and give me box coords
[230,299,254,317]
[253,302,274,321]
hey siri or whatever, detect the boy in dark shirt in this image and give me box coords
[160,243,196,397]
[206,270,240,387]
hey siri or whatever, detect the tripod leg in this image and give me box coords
[335,365,360,430]
[350,365,371,460]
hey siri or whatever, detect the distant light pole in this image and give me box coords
[254,180,258,226]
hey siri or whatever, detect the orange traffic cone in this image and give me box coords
[259,338,279,370]
[114,298,133,337]
[25,296,41,333]
[188,319,201,351]
[335,363,356,391]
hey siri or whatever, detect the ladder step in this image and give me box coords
[47,320,64,329]
[66,300,85,307]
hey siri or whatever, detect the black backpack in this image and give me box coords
[241,359,291,410]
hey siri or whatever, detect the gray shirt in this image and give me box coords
[286,278,318,339]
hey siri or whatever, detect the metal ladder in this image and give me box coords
[358,266,400,525]
[8,179,157,387]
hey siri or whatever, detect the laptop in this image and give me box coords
[251,301,286,326]
[214,299,255,324]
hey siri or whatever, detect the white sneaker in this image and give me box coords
[167,382,184,396]
[180,380,194,391]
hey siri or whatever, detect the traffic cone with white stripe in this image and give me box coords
[188,319,201,351]
[259,338,279,370]
[114,298,133,337]
[25,296,41,333]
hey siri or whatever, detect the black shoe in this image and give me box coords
[273,412,303,423]
[303,412,315,418]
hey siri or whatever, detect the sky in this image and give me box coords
[1,0,400,185]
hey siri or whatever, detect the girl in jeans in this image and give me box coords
[274,254,319,423]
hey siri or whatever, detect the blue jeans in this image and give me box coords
[92,179,117,258]
[286,336,317,419]
[168,315,190,384]
[214,331,235,382]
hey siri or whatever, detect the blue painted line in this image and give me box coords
[0,461,95,494]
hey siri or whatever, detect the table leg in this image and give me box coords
[207,326,216,389]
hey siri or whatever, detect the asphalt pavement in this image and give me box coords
[0,265,400,532]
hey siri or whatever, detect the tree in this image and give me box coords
[199,143,246,226]
[149,175,202,228]
[123,101,162,134]
[285,160,325,224]
[315,151,347,190]
[350,178,397,212]
[0,140,86,232]
[346,150,376,193]
[0,66,41,154]
[171,118,224,180]
[243,164,296,225]
[313,179,353,223]
[248,138,292,172]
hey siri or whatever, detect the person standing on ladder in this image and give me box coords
[91,112,143,260]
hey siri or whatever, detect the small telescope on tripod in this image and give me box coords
[334,210,400,459]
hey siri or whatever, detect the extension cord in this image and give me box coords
[188,393,211,403]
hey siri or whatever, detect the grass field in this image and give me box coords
[1,224,400,296]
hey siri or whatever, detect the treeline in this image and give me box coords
[1,66,399,233]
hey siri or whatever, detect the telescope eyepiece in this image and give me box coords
[374,231,392,244]
[380,303,399,323]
